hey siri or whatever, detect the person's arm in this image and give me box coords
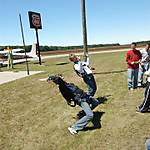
[137,51,142,64]
[74,62,82,72]
[144,69,150,77]
[83,53,90,66]
[82,55,96,70]
[74,62,84,77]
[126,51,133,64]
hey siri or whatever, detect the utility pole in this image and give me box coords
[81,0,88,59]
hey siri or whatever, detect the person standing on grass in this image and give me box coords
[136,68,150,113]
[138,43,150,87]
[47,74,100,135]
[69,53,97,98]
[126,42,142,90]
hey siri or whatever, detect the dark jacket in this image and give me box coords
[58,79,86,106]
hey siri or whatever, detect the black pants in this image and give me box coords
[139,82,150,112]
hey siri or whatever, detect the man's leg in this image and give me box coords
[138,82,150,112]
[134,68,139,89]
[138,65,144,86]
[127,69,133,90]
[89,97,100,110]
[71,101,93,131]
[77,97,100,119]
[144,64,149,84]
[83,74,97,96]
[144,63,149,71]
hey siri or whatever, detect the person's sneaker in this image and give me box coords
[136,106,147,113]
[68,127,77,135]
[137,83,142,87]
[129,88,134,91]
[136,106,141,112]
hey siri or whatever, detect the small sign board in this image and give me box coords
[28,11,42,29]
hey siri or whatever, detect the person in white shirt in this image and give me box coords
[69,53,97,98]
[138,43,150,87]
[136,68,150,113]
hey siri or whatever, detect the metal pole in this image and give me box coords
[81,0,88,59]
[19,14,30,75]
[35,28,41,65]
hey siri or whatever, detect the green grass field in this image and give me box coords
[0,51,150,150]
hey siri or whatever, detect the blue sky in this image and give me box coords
[0,0,150,46]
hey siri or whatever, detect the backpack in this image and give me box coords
[59,82,86,107]
[66,83,83,95]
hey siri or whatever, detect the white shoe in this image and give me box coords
[138,83,142,87]
[129,88,133,91]
[68,127,77,135]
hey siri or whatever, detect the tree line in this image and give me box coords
[0,43,120,52]
[0,40,150,52]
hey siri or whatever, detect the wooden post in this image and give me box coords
[81,0,88,60]
[35,28,41,65]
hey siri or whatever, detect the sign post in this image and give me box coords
[28,11,42,65]
[19,14,30,75]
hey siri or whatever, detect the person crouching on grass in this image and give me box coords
[136,68,150,113]
[69,53,97,98]
[47,74,100,135]
[126,42,142,90]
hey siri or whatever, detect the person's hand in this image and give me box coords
[39,78,48,82]
[144,71,150,77]
[134,60,140,64]
[77,56,81,61]
[90,67,95,70]
[85,53,89,57]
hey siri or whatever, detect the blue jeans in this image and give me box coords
[72,101,93,131]
[83,74,97,96]
[127,68,139,89]
[146,139,150,150]
[138,64,149,84]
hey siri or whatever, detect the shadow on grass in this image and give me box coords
[33,61,45,64]
[93,70,127,75]
[56,62,69,65]
[83,111,105,131]
[78,95,111,131]
[145,110,150,113]
[97,95,111,104]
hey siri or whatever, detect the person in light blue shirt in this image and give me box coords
[138,43,150,87]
